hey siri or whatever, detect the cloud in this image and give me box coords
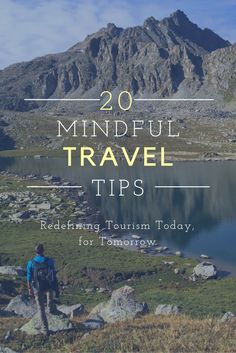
[1,0,148,69]
[0,0,235,69]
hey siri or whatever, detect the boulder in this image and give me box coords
[0,347,19,353]
[0,266,23,277]
[163,261,175,266]
[131,235,142,240]
[89,286,148,323]
[5,295,37,318]
[192,262,217,280]
[97,287,108,293]
[200,254,210,259]
[9,211,31,222]
[58,304,84,319]
[29,201,51,211]
[220,312,235,323]
[4,331,11,341]
[189,273,197,282]
[175,251,183,257]
[155,246,168,253]
[82,314,104,330]
[155,304,180,315]
[20,312,73,335]
[43,175,61,182]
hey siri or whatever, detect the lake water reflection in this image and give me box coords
[1,157,236,273]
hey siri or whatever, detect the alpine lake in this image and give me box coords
[1,157,236,275]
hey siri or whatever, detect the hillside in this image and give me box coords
[57,315,236,353]
[1,315,236,353]
[0,10,235,112]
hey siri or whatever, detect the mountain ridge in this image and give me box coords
[0,9,235,112]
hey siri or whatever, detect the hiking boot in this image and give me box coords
[42,329,50,338]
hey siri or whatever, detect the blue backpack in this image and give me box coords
[32,259,53,291]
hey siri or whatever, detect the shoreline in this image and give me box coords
[38,216,236,278]
[1,150,236,162]
[0,169,236,278]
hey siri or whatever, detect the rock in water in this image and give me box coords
[89,285,148,323]
[58,304,84,319]
[200,254,210,259]
[155,304,180,315]
[175,251,182,257]
[192,262,217,280]
[4,295,37,318]
[131,235,142,240]
[20,312,73,335]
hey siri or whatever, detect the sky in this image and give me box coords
[1,0,236,69]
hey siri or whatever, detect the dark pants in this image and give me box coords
[34,290,54,334]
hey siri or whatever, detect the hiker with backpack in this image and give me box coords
[26,244,59,336]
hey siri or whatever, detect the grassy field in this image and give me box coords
[1,222,236,317]
[1,312,236,353]
[66,315,236,353]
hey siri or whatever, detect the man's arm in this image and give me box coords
[26,260,34,297]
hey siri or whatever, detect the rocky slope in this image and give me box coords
[203,45,236,104]
[0,10,235,112]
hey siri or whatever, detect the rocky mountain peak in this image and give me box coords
[158,10,230,53]
[143,16,159,29]
[105,22,123,37]
[160,9,191,29]
[170,9,190,24]
[106,22,117,30]
[0,10,234,112]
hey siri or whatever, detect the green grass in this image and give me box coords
[132,275,236,316]
[0,175,49,191]
[65,315,236,353]
[1,222,236,317]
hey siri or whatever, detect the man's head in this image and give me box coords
[35,243,44,255]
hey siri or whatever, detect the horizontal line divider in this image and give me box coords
[27,185,82,189]
[24,98,100,101]
[134,98,214,101]
[154,186,210,189]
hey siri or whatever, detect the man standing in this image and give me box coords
[26,244,59,336]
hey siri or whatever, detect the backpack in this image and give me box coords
[32,259,54,292]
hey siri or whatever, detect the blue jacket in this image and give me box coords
[26,255,55,283]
